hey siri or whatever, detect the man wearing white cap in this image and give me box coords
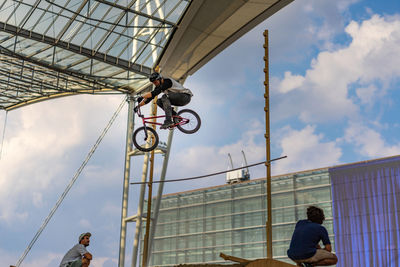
[59,232,93,267]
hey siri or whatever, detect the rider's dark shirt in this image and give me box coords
[287,219,331,260]
[144,79,173,104]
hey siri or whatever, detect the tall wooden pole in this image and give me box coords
[263,29,273,259]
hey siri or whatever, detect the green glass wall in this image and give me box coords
[144,168,334,266]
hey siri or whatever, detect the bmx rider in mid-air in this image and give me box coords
[134,72,193,129]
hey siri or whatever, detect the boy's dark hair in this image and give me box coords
[307,206,325,224]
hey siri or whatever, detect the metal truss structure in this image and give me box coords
[0,0,295,112]
[0,0,189,110]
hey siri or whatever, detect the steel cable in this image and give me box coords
[15,96,126,267]
[130,156,287,185]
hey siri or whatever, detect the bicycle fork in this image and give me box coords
[140,115,150,141]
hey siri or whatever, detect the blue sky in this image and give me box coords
[1,0,400,266]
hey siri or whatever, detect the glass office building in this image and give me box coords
[143,167,334,266]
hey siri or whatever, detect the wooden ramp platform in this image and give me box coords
[246,259,296,267]
[173,253,295,267]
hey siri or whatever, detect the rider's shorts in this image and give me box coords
[294,249,337,264]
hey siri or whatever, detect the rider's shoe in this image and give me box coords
[160,120,174,129]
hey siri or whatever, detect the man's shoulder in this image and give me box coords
[157,78,172,91]
[73,243,84,247]
[70,243,86,250]
[296,219,309,225]
[296,220,325,229]
[163,78,173,86]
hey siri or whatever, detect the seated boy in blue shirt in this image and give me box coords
[287,206,338,267]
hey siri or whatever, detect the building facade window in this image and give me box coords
[145,168,334,266]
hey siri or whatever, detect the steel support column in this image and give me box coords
[131,153,150,267]
[118,95,135,267]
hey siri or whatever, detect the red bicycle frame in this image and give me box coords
[136,105,187,129]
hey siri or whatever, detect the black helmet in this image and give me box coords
[149,72,162,82]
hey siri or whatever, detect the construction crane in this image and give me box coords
[226,151,250,184]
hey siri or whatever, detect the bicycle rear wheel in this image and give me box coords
[133,126,159,152]
[176,109,201,134]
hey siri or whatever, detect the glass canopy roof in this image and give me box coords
[0,0,294,111]
[0,0,190,110]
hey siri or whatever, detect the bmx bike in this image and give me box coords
[133,104,201,152]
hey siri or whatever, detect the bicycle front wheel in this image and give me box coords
[133,126,159,152]
[176,109,201,134]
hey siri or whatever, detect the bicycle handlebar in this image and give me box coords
[134,101,143,117]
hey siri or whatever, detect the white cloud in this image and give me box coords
[258,0,348,60]
[273,125,342,174]
[167,123,344,192]
[344,122,400,157]
[32,192,44,208]
[0,95,125,223]
[274,14,400,123]
[19,252,62,267]
[260,0,356,61]
[167,120,266,190]
[185,1,362,107]
[100,202,121,217]
[91,257,118,267]
[346,15,400,83]
[80,165,122,190]
[336,0,360,12]
[79,218,92,228]
[355,84,378,105]
[278,71,305,93]
[219,120,265,164]
[0,248,19,267]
